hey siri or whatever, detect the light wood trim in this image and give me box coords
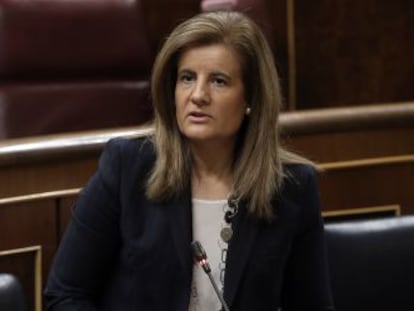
[0,188,81,206]
[286,0,296,110]
[34,247,42,311]
[280,101,414,134]
[318,154,414,171]
[0,245,42,311]
[0,125,153,166]
[1,103,414,166]
[323,204,400,218]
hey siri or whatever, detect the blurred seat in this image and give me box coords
[200,0,274,48]
[325,216,414,311]
[0,273,27,311]
[0,0,153,139]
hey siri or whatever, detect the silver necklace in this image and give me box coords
[219,195,239,243]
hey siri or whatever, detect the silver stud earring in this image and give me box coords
[245,107,251,116]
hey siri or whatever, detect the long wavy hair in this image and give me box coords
[146,11,310,220]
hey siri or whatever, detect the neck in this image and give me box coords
[190,140,235,200]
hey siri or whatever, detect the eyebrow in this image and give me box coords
[211,72,232,81]
[177,68,232,80]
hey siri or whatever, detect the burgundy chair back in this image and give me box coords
[0,0,153,139]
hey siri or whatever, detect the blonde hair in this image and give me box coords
[147,11,311,220]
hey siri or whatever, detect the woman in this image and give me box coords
[45,11,334,310]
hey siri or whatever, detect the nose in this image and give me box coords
[190,80,209,106]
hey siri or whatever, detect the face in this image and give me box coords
[175,44,247,146]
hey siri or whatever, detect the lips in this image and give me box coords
[189,111,209,117]
[187,111,211,122]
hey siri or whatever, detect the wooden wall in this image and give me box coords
[134,0,414,111]
[293,0,414,109]
[280,103,414,217]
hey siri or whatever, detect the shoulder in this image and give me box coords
[277,163,320,216]
[279,163,322,230]
[104,136,154,157]
[102,136,155,165]
[97,137,156,183]
[282,163,318,192]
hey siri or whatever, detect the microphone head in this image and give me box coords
[191,240,211,273]
[191,241,206,261]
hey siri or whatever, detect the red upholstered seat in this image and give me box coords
[200,0,276,52]
[0,0,153,139]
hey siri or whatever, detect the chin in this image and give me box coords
[184,133,236,146]
[183,133,214,142]
[179,128,236,144]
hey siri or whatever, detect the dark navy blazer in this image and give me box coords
[44,138,334,310]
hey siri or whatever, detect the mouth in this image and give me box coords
[189,111,209,117]
[187,111,211,122]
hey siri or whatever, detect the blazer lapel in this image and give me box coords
[166,192,193,281]
[224,205,259,307]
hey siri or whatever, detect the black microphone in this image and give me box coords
[191,241,230,311]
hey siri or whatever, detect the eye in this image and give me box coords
[212,76,228,86]
[178,72,195,84]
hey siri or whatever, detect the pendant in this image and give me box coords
[220,227,233,243]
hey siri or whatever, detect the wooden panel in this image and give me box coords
[294,0,414,109]
[0,246,42,311]
[0,200,56,285]
[0,156,97,198]
[284,127,414,163]
[323,204,400,222]
[0,200,54,311]
[0,126,151,198]
[0,194,78,310]
[318,162,414,214]
[0,201,55,248]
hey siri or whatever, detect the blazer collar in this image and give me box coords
[224,203,259,307]
[166,191,193,281]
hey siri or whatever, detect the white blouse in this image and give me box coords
[189,198,229,311]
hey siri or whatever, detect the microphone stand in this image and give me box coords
[191,241,230,311]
